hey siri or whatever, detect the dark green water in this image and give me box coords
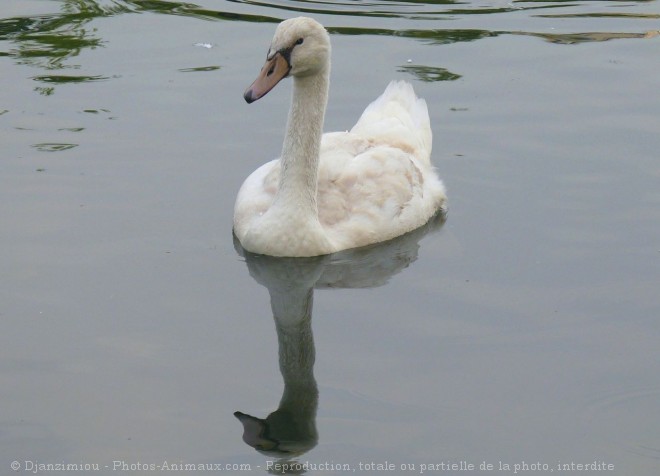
[1,1,659,475]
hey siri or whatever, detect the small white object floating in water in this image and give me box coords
[194,42,214,49]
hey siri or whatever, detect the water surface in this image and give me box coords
[1,0,659,475]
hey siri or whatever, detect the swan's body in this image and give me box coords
[234,17,447,257]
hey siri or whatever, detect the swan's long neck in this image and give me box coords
[274,68,330,217]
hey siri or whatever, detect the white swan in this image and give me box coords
[234,17,447,257]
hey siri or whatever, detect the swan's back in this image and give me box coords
[316,81,446,250]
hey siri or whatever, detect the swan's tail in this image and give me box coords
[350,80,432,165]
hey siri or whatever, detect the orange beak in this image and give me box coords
[243,51,291,103]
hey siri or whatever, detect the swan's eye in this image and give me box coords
[295,37,304,45]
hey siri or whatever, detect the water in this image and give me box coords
[1,0,659,474]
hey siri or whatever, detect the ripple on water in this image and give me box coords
[31,143,78,152]
[581,385,660,461]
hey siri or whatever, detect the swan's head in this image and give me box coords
[244,17,330,103]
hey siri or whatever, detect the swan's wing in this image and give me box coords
[350,80,432,166]
[317,133,445,250]
[315,81,443,249]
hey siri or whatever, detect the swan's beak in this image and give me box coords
[234,411,279,451]
[244,51,291,104]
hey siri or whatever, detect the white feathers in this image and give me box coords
[352,80,433,162]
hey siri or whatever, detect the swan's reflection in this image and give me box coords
[234,212,446,463]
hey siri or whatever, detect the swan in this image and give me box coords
[234,17,447,257]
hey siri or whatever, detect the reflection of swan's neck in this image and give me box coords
[273,69,329,219]
[271,287,318,416]
[234,278,319,456]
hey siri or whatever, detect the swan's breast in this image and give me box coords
[233,159,280,237]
